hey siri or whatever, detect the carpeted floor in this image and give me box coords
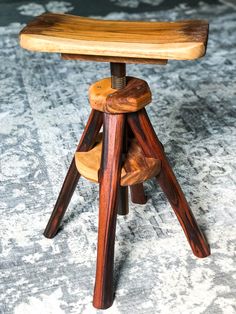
[0,1,236,313]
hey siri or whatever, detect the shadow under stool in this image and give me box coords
[19,13,211,309]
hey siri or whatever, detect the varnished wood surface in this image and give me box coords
[43,109,103,238]
[122,138,161,185]
[61,53,168,64]
[75,133,161,186]
[128,124,147,205]
[117,185,129,215]
[117,122,129,216]
[20,13,209,60]
[127,109,210,258]
[93,113,125,309]
[130,183,147,205]
[89,77,152,113]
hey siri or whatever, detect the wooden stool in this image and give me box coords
[20,13,210,309]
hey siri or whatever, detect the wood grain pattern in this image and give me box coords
[89,77,152,113]
[127,124,147,205]
[20,13,209,60]
[122,138,161,186]
[43,109,103,238]
[75,134,161,186]
[127,109,210,258]
[93,113,125,309]
[61,53,168,64]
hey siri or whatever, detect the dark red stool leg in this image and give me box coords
[117,186,129,215]
[127,108,210,258]
[130,183,147,204]
[117,120,129,215]
[44,109,103,238]
[93,113,125,309]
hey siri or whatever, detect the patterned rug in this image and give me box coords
[0,1,236,313]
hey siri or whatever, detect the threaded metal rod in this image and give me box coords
[110,62,126,89]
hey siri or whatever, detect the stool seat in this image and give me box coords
[20,13,208,61]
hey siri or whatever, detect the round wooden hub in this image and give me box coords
[75,133,161,186]
[89,76,152,113]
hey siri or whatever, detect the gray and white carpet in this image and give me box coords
[0,1,236,313]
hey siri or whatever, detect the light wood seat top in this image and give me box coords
[20,13,209,61]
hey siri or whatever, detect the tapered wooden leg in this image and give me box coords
[127,109,210,258]
[93,113,125,309]
[117,186,129,215]
[117,121,129,215]
[43,110,103,239]
[126,124,147,205]
[130,183,147,204]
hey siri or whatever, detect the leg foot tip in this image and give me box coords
[93,300,114,310]
[43,231,57,239]
[193,246,211,258]
[118,211,129,216]
[93,292,114,310]
[131,196,147,205]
